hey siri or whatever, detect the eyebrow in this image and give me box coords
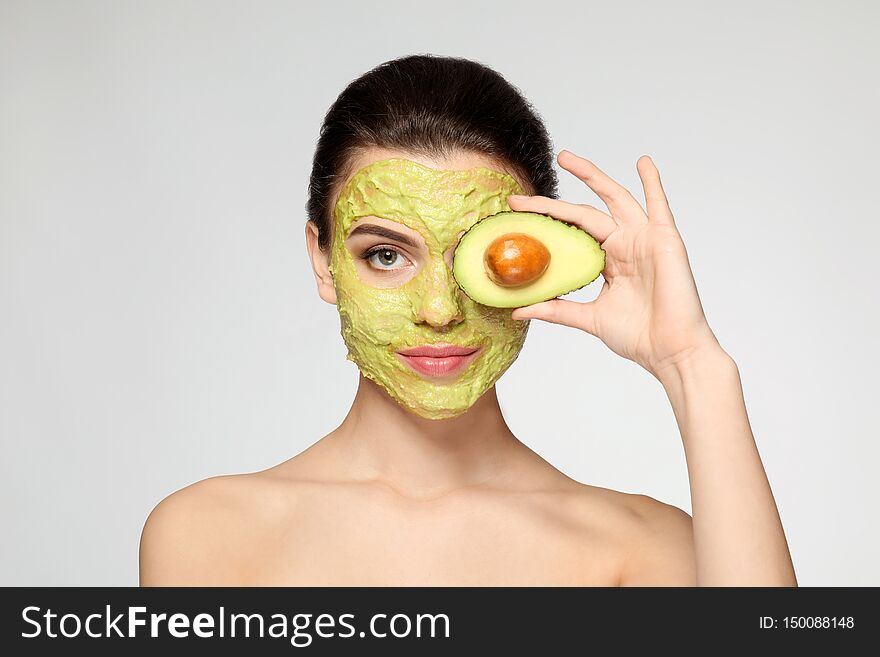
[346,223,422,249]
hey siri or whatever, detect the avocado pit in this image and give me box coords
[483,232,551,287]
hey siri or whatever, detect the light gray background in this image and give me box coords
[1,0,877,586]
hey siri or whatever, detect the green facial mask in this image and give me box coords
[328,158,530,420]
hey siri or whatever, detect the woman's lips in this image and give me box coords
[395,345,481,378]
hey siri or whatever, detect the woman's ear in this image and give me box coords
[305,220,337,305]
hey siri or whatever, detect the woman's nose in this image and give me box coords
[412,259,465,328]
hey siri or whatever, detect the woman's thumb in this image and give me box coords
[510,298,599,336]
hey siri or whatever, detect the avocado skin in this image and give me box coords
[452,210,606,308]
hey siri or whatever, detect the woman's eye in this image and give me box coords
[361,246,411,272]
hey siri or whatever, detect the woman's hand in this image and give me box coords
[507,150,723,381]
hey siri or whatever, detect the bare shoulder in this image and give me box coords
[139,471,291,586]
[608,488,697,586]
[562,483,697,586]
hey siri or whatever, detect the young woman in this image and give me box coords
[139,54,797,586]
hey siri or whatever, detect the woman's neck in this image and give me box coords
[324,374,524,499]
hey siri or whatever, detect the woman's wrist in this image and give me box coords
[654,340,737,392]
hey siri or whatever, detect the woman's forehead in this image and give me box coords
[343,148,517,181]
[334,157,525,246]
[338,157,519,197]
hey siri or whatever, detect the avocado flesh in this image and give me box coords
[453,211,605,308]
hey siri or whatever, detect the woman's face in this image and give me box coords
[328,150,530,420]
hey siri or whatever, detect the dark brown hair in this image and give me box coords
[306,54,559,252]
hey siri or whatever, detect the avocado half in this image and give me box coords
[452,211,605,308]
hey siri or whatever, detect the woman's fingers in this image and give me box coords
[636,155,676,227]
[505,195,617,243]
[558,150,647,225]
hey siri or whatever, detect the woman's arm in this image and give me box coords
[506,150,797,586]
[656,345,797,585]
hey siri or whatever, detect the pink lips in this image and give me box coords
[396,343,481,378]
